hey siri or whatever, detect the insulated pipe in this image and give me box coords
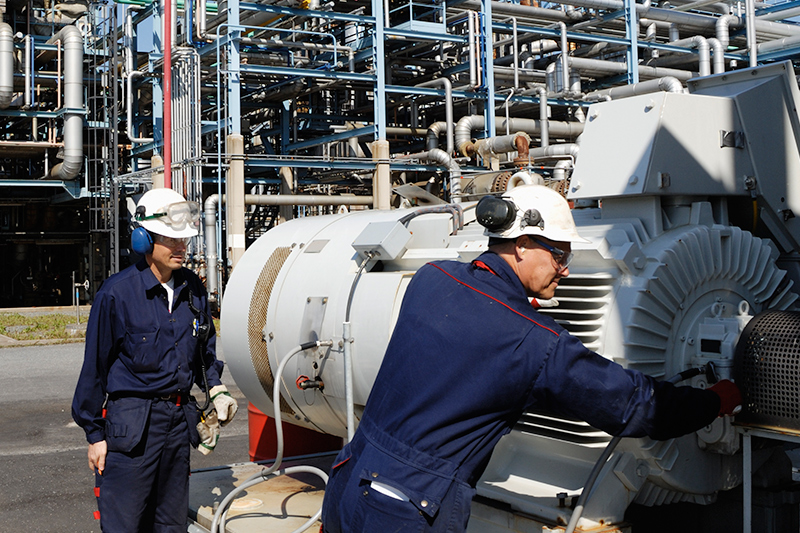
[715,14,738,49]
[548,0,800,35]
[746,0,757,67]
[528,143,579,160]
[455,115,584,157]
[566,56,695,81]
[204,194,221,303]
[468,12,478,89]
[426,121,447,151]
[474,132,530,160]
[24,35,32,108]
[708,38,725,73]
[757,33,800,54]
[537,87,549,147]
[0,23,12,109]
[584,76,683,100]
[459,0,575,23]
[397,148,462,201]
[416,78,454,155]
[558,22,570,94]
[669,36,710,76]
[47,26,83,181]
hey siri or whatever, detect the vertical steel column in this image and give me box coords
[372,0,386,140]
[624,0,639,84]
[372,0,390,209]
[743,430,752,533]
[481,0,495,136]
[227,0,242,135]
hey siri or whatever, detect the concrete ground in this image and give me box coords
[0,323,251,532]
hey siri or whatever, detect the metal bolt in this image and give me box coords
[557,492,568,507]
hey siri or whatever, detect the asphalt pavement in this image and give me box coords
[0,341,250,532]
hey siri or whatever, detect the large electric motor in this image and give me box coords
[221,62,800,530]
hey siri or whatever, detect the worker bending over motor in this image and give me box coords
[321,184,741,533]
[72,187,238,533]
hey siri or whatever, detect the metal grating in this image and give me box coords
[248,246,295,416]
[734,310,800,430]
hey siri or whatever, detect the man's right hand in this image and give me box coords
[88,440,108,474]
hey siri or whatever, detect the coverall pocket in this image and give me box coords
[105,397,151,453]
[356,479,427,533]
[123,326,160,372]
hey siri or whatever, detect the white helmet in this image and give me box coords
[476,185,589,244]
[134,188,200,238]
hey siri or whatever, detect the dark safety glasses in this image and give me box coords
[529,237,573,272]
[140,201,201,226]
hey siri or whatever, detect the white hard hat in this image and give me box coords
[135,188,200,238]
[476,185,589,244]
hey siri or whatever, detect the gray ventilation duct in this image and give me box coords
[47,26,83,180]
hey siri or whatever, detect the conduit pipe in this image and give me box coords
[47,26,83,181]
[584,76,683,100]
[204,193,374,302]
[125,9,153,143]
[0,23,11,109]
[528,143,579,161]
[416,78,454,155]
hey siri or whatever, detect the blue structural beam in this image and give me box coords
[287,126,376,151]
[238,63,375,82]
[239,157,442,172]
[239,2,375,24]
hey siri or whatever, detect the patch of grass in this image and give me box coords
[0,313,87,340]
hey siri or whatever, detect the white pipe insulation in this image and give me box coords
[455,115,584,157]
[584,76,684,100]
[416,78,454,155]
[0,23,13,109]
[47,26,83,181]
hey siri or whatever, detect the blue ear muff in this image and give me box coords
[131,227,154,255]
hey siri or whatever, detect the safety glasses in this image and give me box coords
[154,234,191,248]
[140,201,201,226]
[529,237,573,273]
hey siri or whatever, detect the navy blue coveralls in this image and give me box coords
[72,258,224,533]
[321,251,720,533]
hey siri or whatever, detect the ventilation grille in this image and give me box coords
[248,246,295,416]
[735,310,800,430]
[536,272,614,353]
[522,272,615,445]
[516,411,612,448]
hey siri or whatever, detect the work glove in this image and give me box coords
[709,379,742,417]
[196,409,220,455]
[210,385,238,426]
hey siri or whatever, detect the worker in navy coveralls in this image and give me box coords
[72,187,238,533]
[321,184,742,533]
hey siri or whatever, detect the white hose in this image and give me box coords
[210,340,332,533]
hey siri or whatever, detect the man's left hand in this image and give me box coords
[210,385,238,426]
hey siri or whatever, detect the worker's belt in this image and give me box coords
[110,392,188,406]
[155,393,187,406]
